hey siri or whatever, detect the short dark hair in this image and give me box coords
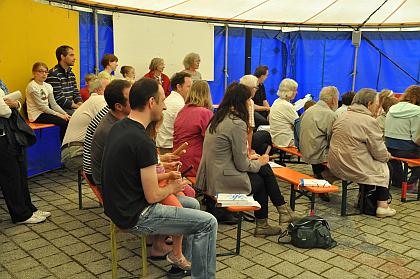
[101,54,118,68]
[341,91,356,106]
[254,65,269,78]
[56,45,73,62]
[303,100,316,111]
[401,85,420,106]
[104,79,131,111]
[129,78,160,111]
[170,72,191,91]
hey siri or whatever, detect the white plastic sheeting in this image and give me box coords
[71,0,420,27]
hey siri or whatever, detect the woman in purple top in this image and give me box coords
[173,80,213,176]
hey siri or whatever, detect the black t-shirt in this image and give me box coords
[102,117,158,229]
[252,83,267,106]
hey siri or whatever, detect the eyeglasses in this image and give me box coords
[36,70,48,74]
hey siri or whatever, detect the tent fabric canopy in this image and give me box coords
[70,0,420,27]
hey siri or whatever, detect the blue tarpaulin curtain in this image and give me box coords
[78,13,420,103]
[79,12,114,88]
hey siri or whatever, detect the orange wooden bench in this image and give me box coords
[271,167,339,215]
[272,144,304,164]
[77,170,103,209]
[391,157,420,202]
[27,122,55,130]
[186,176,260,256]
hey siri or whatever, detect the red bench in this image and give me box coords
[391,157,420,202]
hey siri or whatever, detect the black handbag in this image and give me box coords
[279,215,337,249]
[0,109,36,148]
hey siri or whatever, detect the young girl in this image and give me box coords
[147,121,191,271]
[26,62,70,141]
[120,66,136,84]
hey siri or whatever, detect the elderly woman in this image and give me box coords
[183,53,202,81]
[144,58,171,97]
[173,80,213,176]
[197,82,296,237]
[269,78,299,147]
[328,88,395,218]
[385,85,420,191]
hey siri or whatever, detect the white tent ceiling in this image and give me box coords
[68,0,420,27]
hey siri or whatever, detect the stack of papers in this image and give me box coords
[300,179,331,187]
[216,193,261,207]
[268,161,284,168]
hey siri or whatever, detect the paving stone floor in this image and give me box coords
[1,163,420,279]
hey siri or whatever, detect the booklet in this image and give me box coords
[216,193,261,207]
[268,161,284,168]
[299,179,331,187]
[2,90,22,101]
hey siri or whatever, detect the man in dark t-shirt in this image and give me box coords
[102,78,217,279]
[253,65,271,123]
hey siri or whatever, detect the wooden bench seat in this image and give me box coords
[271,167,339,215]
[272,144,304,164]
[390,157,420,202]
[27,122,55,130]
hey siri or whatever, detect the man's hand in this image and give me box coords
[160,153,180,163]
[258,154,269,165]
[71,102,79,109]
[4,99,19,108]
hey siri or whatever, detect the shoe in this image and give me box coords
[254,218,282,237]
[33,210,51,218]
[376,206,397,218]
[167,266,191,279]
[166,253,191,270]
[17,214,46,224]
[276,204,301,224]
[319,193,331,202]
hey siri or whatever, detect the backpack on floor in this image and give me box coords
[278,215,337,249]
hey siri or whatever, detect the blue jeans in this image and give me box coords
[130,200,217,279]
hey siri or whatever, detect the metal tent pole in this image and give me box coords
[224,24,229,92]
[94,8,100,75]
[351,31,361,91]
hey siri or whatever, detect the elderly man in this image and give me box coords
[61,78,109,171]
[299,86,339,201]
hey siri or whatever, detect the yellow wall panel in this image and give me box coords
[0,0,79,99]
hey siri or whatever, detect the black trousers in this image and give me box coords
[34,113,68,142]
[388,148,420,186]
[248,164,286,219]
[254,111,269,129]
[359,184,389,201]
[251,130,273,155]
[311,164,326,179]
[0,137,36,223]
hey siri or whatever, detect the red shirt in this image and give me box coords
[173,105,213,176]
[80,87,90,102]
[144,71,171,97]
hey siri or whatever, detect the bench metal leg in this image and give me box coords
[310,193,315,216]
[77,170,83,210]
[290,184,296,211]
[341,181,348,216]
[217,212,242,257]
[401,162,408,202]
[359,185,365,214]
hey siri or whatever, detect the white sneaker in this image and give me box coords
[34,210,51,218]
[17,214,46,224]
[376,206,397,218]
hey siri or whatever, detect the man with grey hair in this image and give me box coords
[299,86,339,201]
[61,78,110,171]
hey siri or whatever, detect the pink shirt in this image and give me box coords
[173,105,213,176]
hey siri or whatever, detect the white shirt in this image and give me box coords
[269,98,299,147]
[249,99,255,128]
[62,93,107,146]
[335,104,348,118]
[26,80,66,122]
[0,88,12,118]
[156,91,185,148]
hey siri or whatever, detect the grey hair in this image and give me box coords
[239,75,258,89]
[319,86,339,103]
[277,78,298,100]
[89,78,107,92]
[352,88,378,108]
[183,53,200,69]
[149,58,164,71]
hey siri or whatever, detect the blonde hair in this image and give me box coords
[319,86,339,103]
[277,78,298,100]
[239,75,258,89]
[149,58,164,71]
[84,73,97,84]
[185,80,213,110]
[183,53,200,69]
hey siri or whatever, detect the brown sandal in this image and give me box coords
[166,253,191,270]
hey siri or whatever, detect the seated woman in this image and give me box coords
[385,85,420,191]
[98,54,118,82]
[26,62,70,142]
[376,94,398,134]
[144,58,171,97]
[183,53,202,82]
[196,82,297,237]
[269,78,299,147]
[328,88,396,218]
[120,66,136,84]
[1,85,51,224]
[173,80,213,176]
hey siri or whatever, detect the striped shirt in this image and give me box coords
[82,106,110,175]
[46,64,82,109]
